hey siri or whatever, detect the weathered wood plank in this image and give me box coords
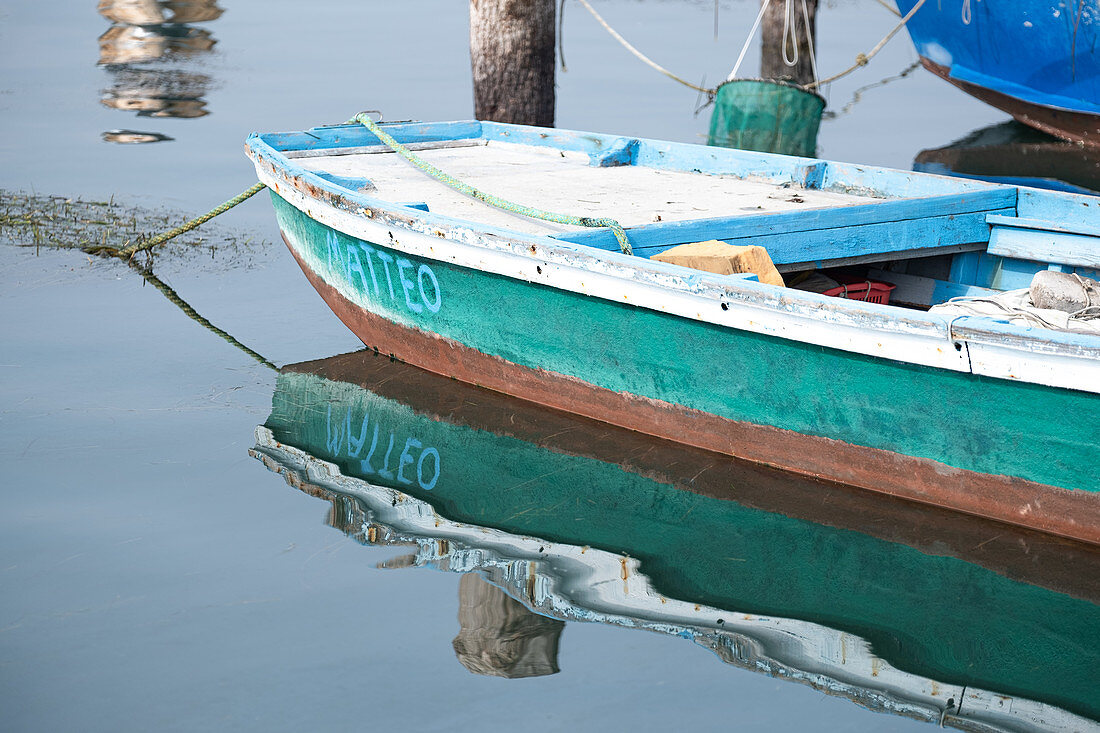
[742,213,999,267]
[988,220,1100,270]
[296,138,865,232]
[313,172,375,192]
[954,250,1100,291]
[820,160,998,198]
[775,242,988,273]
[1016,188,1100,231]
[987,214,1100,239]
[479,122,618,156]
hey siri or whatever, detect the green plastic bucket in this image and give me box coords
[707,79,825,158]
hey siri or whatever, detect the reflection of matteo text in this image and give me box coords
[325,404,440,491]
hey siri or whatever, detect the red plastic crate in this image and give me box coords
[823,279,896,304]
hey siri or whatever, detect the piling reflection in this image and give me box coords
[452,574,564,679]
[100,68,211,119]
[252,350,1100,730]
[98,24,215,65]
[98,0,223,26]
[97,0,222,137]
[914,121,1100,195]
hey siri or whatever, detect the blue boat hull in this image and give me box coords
[897,0,1100,145]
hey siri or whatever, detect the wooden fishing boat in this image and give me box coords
[249,349,1100,729]
[896,0,1100,146]
[246,119,1100,545]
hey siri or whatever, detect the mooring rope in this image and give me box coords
[781,0,800,67]
[351,113,634,255]
[801,0,820,86]
[728,0,772,81]
[558,0,570,71]
[110,182,268,259]
[574,0,713,96]
[7,187,276,366]
[805,0,926,90]
[871,0,902,17]
[130,261,278,370]
[569,0,918,98]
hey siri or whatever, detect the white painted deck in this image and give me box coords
[296,141,878,235]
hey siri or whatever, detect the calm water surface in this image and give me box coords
[1,1,1096,731]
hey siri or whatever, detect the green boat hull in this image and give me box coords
[272,194,1100,501]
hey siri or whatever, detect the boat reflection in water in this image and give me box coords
[251,350,1100,730]
[914,121,1100,196]
[96,1,223,136]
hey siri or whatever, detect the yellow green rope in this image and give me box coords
[113,182,267,259]
[130,261,277,371]
[351,113,633,255]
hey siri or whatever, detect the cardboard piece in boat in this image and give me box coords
[651,240,785,287]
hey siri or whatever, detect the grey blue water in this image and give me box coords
[0,1,1086,731]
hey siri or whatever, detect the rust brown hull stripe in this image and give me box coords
[284,232,1100,546]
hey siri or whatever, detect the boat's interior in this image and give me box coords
[256,121,1100,328]
[294,139,869,235]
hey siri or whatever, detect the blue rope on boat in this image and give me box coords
[351,113,633,255]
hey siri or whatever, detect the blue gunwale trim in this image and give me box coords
[913,161,1098,197]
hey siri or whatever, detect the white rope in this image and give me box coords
[962,0,972,25]
[801,0,819,86]
[872,0,902,17]
[730,0,818,85]
[1070,273,1100,319]
[945,313,967,348]
[574,0,712,94]
[805,0,927,89]
[728,0,772,81]
[939,277,1100,332]
[942,295,1071,330]
[782,0,799,67]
